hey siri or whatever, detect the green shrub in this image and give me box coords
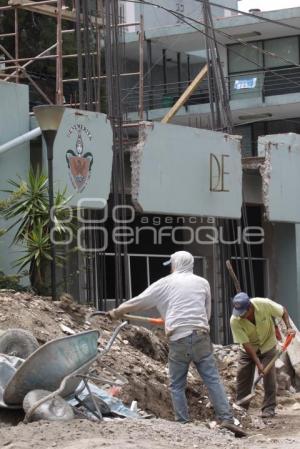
[0,169,75,294]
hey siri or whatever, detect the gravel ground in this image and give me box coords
[0,292,300,449]
[1,410,300,449]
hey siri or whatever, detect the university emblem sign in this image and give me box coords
[65,124,94,193]
[53,109,113,206]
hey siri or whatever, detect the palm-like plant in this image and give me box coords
[1,170,49,243]
[0,169,74,294]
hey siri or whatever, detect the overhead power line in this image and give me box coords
[121,0,300,93]
[125,0,300,69]
[195,0,300,33]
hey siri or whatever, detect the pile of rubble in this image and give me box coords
[0,290,299,427]
[214,338,300,400]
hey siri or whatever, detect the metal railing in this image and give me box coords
[83,252,205,305]
[121,66,300,113]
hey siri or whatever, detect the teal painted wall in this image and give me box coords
[0,82,30,280]
[295,224,300,327]
[274,223,299,327]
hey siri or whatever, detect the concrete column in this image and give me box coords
[273,223,299,327]
[295,224,300,327]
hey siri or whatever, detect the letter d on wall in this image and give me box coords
[210,153,230,192]
[210,153,221,191]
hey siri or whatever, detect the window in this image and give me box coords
[266,118,300,135]
[228,42,263,74]
[264,37,299,68]
[229,73,263,101]
[228,42,263,100]
[228,37,300,98]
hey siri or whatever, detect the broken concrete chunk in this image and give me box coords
[59,324,76,335]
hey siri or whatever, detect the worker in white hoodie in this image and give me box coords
[108,251,242,434]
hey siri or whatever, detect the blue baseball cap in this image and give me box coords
[232,292,251,317]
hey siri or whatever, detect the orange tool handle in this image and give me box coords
[90,311,164,326]
[259,334,295,378]
[282,333,294,351]
[148,318,164,325]
[123,314,164,325]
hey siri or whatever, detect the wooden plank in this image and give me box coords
[161,64,208,124]
[8,0,103,25]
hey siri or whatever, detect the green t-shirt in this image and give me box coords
[230,297,284,354]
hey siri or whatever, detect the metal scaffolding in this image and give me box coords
[0,0,146,308]
[0,0,145,115]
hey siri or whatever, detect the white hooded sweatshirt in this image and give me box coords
[114,251,211,341]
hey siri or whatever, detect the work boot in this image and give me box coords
[261,409,275,419]
[220,420,248,438]
[239,402,250,411]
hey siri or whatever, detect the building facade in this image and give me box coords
[121,3,300,331]
[1,2,300,341]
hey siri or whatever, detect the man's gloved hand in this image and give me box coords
[106,309,122,321]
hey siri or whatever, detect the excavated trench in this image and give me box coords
[0,291,299,430]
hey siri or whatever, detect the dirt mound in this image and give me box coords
[1,291,300,449]
[0,291,233,422]
[0,290,282,424]
[124,327,168,362]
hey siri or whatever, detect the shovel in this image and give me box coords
[90,311,164,326]
[237,334,294,406]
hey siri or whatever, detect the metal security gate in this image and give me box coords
[101,253,205,301]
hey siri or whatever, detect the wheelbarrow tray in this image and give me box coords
[3,330,99,407]
[0,354,23,409]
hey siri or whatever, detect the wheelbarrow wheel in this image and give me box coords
[0,329,39,359]
[23,390,74,422]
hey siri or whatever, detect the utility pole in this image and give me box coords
[104,0,130,306]
[56,0,64,105]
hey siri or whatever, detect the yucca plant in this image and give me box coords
[0,169,75,294]
[1,170,48,243]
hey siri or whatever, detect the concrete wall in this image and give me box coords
[0,82,30,278]
[296,224,300,327]
[131,122,242,218]
[125,0,238,31]
[258,133,300,223]
[273,223,300,327]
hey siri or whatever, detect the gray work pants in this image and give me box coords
[236,346,277,413]
[169,331,233,423]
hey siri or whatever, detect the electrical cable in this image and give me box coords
[123,1,264,305]
[124,0,300,69]
[120,0,300,118]
[196,0,300,33]
[122,0,300,93]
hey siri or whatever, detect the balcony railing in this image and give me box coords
[122,66,300,114]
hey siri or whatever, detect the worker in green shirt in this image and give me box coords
[230,292,296,418]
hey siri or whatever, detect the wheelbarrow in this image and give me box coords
[0,321,128,423]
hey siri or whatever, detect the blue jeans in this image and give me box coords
[168,331,233,423]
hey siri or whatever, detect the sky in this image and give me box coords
[238,0,300,11]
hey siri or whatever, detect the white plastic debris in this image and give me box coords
[208,421,217,429]
[130,400,138,412]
